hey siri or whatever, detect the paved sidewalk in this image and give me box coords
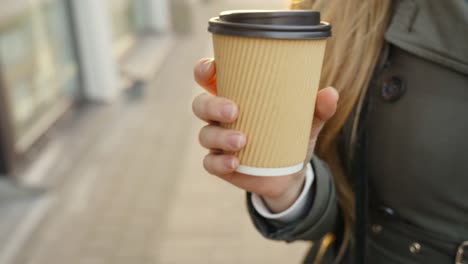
[155,85,309,264]
[3,0,311,263]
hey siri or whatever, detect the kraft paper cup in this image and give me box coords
[208,10,331,176]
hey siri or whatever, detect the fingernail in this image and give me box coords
[221,104,237,120]
[228,158,238,169]
[202,59,214,74]
[230,134,245,149]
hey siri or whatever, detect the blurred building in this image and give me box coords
[0,0,178,176]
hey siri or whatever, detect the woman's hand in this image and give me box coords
[192,58,339,213]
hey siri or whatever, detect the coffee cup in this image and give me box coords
[208,10,331,176]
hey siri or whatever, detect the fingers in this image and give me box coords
[203,154,239,176]
[192,93,238,123]
[307,87,339,156]
[199,125,246,152]
[194,58,217,94]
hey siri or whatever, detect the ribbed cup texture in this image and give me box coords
[213,34,327,169]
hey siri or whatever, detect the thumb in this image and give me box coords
[194,58,217,94]
[308,87,339,153]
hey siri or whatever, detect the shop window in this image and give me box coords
[0,0,80,151]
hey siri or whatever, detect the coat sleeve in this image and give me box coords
[246,155,340,242]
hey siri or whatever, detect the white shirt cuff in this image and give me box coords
[251,163,314,223]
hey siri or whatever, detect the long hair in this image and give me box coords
[290,0,392,262]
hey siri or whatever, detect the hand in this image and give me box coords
[192,58,339,213]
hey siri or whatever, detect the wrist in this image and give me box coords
[262,167,307,213]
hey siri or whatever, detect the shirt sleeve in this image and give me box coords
[246,156,340,242]
[250,163,314,223]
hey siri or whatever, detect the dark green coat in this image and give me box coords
[247,1,468,263]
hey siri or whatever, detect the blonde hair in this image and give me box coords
[290,0,392,262]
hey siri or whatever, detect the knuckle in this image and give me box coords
[198,128,206,147]
[214,131,226,148]
[203,155,213,174]
[217,129,235,150]
[206,97,219,117]
[192,94,205,116]
[198,125,213,147]
[191,101,199,117]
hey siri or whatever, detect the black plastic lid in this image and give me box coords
[208,10,331,40]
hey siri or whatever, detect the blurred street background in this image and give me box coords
[0,0,310,263]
